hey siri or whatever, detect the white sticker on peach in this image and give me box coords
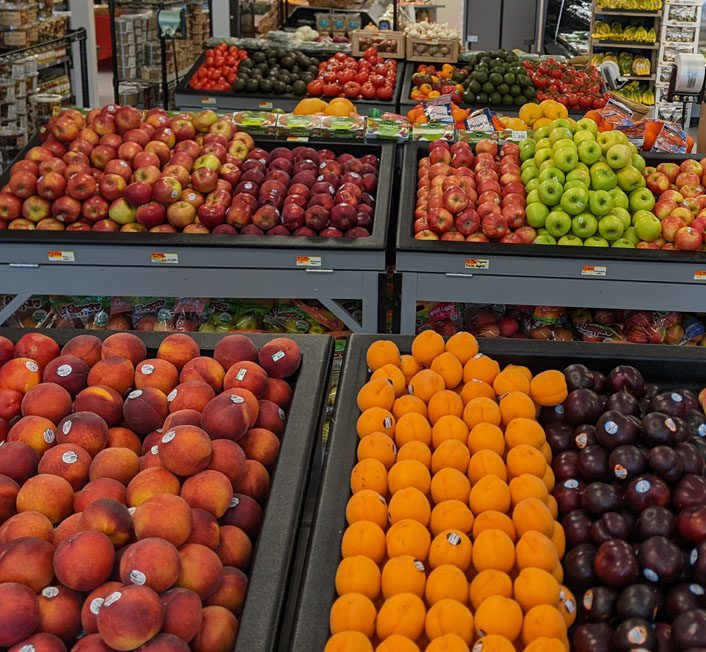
[62,421,71,435]
[25,361,38,372]
[44,429,55,443]
[236,368,247,381]
[103,592,122,607]
[42,587,59,599]
[62,451,78,464]
[128,390,142,400]
[167,389,177,402]
[230,395,244,404]
[57,364,72,377]
[271,351,285,362]
[90,598,105,614]
[161,431,175,444]
[141,364,155,375]
[129,570,146,586]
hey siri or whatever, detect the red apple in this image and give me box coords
[0,192,22,221]
[197,202,226,228]
[124,181,152,206]
[21,195,51,222]
[36,171,66,200]
[167,201,196,228]
[80,195,109,223]
[133,166,161,186]
[161,164,190,189]
[67,172,97,200]
[124,129,150,147]
[675,226,703,250]
[136,201,166,228]
[482,213,508,240]
[662,215,688,241]
[152,177,182,204]
[99,174,126,201]
[144,141,171,166]
[115,106,142,132]
[133,151,161,169]
[8,171,38,198]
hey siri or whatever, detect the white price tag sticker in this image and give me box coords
[151,252,179,265]
[201,96,216,105]
[47,250,75,262]
[464,258,489,270]
[510,130,528,141]
[296,255,321,268]
[581,265,606,277]
[258,101,273,110]
[694,270,706,281]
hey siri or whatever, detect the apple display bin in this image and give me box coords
[0,139,396,333]
[174,52,404,116]
[0,327,333,652]
[394,141,706,334]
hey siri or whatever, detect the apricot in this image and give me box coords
[0,388,22,420]
[43,354,89,396]
[107,427,141,454]
[120,537,181,593]
[233,459,270,503]
[74,385,123,427]
[336,556,381,601]
[366,340,401,371]
[330,592,376,638]
[0,441,39,483]
[17,474,73,523]
[205,566,248,613]
[263,377,293,408]
[101,332,146,366]
[0,536,55,592]
[214,334,258,370]
[167,380,215,414]
[0,582,40,647]
[381,555,426,599]
[126,467,180,507]
[37,585,82,643]
[161,587,203,642]
[61,334,102,367]
[14,333,59,369]
[376,593,426,641]
[157,333,200,370]
[79,498,134,547]
[87,357,134,396]
[37,443,91,491]
[0,358,41,394]
[56,412,109,457]
[191,605,238,652]
[74,478,127,511]
[159,424,212,476]
[80,581,123,634]
[222,493,262,539]
[326,632,374,652]
[207,438,246,484]
[176,543,223,599]
[21,382,72,423]
[96,584,164,650]
[0,511,53,544]
[187,508,220,549]
[181,469,233,517]
[7,415,57,455]
[201,392,252,441]
[53,530,115,591]
[180,356,225,391]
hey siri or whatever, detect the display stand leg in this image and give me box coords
[400,272,418,335]
[0,293,32,326]
[319,298,363,333]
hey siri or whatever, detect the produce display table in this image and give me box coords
[0,140,396,333]
[395,143,706,334]
[288,334,706,651]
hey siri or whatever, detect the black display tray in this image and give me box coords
[288,334,706,651]
[0,138,395,253]
[396,140,706,263]
[0,328,333,652]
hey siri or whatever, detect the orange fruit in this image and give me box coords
[381,555,427,599]
[550,521,565,558]
[462,354,500,385]
[474,595,523,641]
[469,476,511,515]
[506,445,546,479]
[468,450,507,485]
[459,379,495,404]
[469,570,513,610]
[341,520,386,564]
[400,355,423,384]
[529,370,568,406]
[395,412,432,448]
[431,440,470,475]
[425,564,469,605]
[357,407,395,438]
[367,340,401,372]
[557,586,577,627]
[388,486,431,526]
[504,418,546,450]
[498,392,536,425]
[521,605,567,646]
[462,397,501,430]
[493,367,531,396]
[431,415,469,448]
[412,330,445,367]
[472,510,516,541]
[425,600,474,645]
[512,498,555,538]
[393,395,428,421]
[430,500,474,537]
[509,474,549,507]
[335,555,382,600]
[388,459,431,495]
[325,631,374,652]
[386,519,431,561]
[445,332,478,364]
[376,593,427,641]
[431,353,463,389]
[357,432,397,470]
[515,531,558,573]
[408,369,446,404]
[513,567,560,611]
[329,592,377,637]
[351,459,388,495]
[524,638,567,652]
[357,378,396,412]
[467,423,505,456]
[427,390,464,424]
[372,364,407,398]
[431,468,471,504]
[428,530,472,571]
[472,529,515,573]
[397,441,432,468]
[470,635,515,652]
[375,635,421,652]
[425,633,471,652]
[346,489,388,528]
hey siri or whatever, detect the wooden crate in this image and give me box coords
[406,36,460,63]
[351,30,405,59]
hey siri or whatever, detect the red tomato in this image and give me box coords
[323,82,342,97]
[363,47,377,60]
[353,71,369,85]
[370,74,386,89]
[376,85,393,101]
[307,80,323,96]
[338,69,355,84]
[360,82,376,100]
[343,81,361,98]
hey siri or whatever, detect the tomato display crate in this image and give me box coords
[0,327,333,652]
[351,30,407,60]
[286,334,706,650]
[174,52,405,116]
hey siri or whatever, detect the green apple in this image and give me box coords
[552,118,572,131]
[598,214,625,241]
[605,144,633,170]
[554,147,579,173]
[624,226,640,245]
[564,180,588,190]
[534,125,552,140]
[616,165,644,193]
[534,149,553,166]
[589,189,614,216]
[572,212,598,238]
[574,130,596,146]
[521,167,539,184]
[526,202,549,228]
[576,118,598,136]
[533,234,557,245]
[584,236,610,247]
[611,237,635,248]
[522,158,538,171]
[597,131,619,153]
[629,187,655,212]
[633,210,661,241]
[552,138,577,152]
[537,179,563,206]
[576,162,590,174]
[525,178,540,192]
[538,167,565,185]
[578,140,602,165]
[549,127,573,145]
[590,162,618,191]
[545,210,572,237]
[520,145,535,162]
[567,168,591,185]
[535,137,551,151]
[537,228,549,235]
[560,186,589,215]
[526,189,540,204]
[540,159,557,172]
[613,131,628,145]
[611,207,631,230]
[632,154,646,171]
[558,234,584,246]
[608,187,629,209]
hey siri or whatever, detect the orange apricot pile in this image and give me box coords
[327,331,573,652]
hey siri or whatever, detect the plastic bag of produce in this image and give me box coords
[1,295,53,328]
[50,296,112,330]
[416,301,463,335]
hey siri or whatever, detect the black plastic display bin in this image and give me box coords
[0,328,333,652]
[288,333,706,651]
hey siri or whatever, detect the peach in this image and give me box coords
[52,513,83,546]
[0,358,42,394]
[205,566,248,613]
[191,606,238,652]
[0,418,7,442]
[87,358,134,396]
[0,441,39,483]
[73,478,127,512]
[160,587,203,642]
[180,356,225,392]
[139,447,163,471]
[222,493,262,539]
[107,427,141,454]
[181,470,233,517]
[13,333,59,370]
[216,525,252,570]
[89,448,139,485]
[233,459,270,503]
[74,386,123,427]
[53,530,115,591]
[254,399,285,436]
[140,431,162,455]
[157,334,200,371]
[185,508,219,549]
[126,467,180,507]
[71,633,116,650]
[214,334,257,370]
[176,543,223,599]
[134,358,178,394]
[79,498,133,547]
[37,585,82,643]
[80,581,123,634]
[122,388,168,435]
[158,425,212,476]
[7,415,57,454]
[96,584,164,650]
[200,393,251,442]
[0,536,55,591]
[167,381,214,413]
[0,582,40,647]
[0,473,19,522]
[8,632,68,651]
[0,336,13,366]
[0,387,22,420]
[132,494,192,546]
[21,382,72,423]
[101,333,147,367]
[141,633,190,650]
[239,428,280,470]
[223,361,268,398]
[207,439,246,484]
[119,537,181,592]
[258,337,301,379]
[0,511,53,544]
[57,412,108,457]
[163,408,202,429]
[61,335,102,368]
[264,378,293,409]
[17,474,73,523]
[37,443,92,490]
[43,355,89,396]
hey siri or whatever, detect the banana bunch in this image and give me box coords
[619,52,634,75]
[597,0,661,10]
[591,53,605,66]
[632,56,651,75]
[615,81,655,104]
[593,21,656,42]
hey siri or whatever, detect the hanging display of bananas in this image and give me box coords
[614,81,655,104]
[592,21,656,42]
[596,0,662,10]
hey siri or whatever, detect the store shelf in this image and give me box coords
[0,29,86,65]
[37,56,69,71]
[591,40,659,48]
[619,73,656,80]
[594,8,663,15]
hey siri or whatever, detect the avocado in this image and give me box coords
[497,83,509,95]
[488,72,503,86]
[525,87,537,99]
[272,80,286,94]
[476,92,489,105]
[293,80,307,96]
[481,82,495,95]
[510,84,521,96]
[240,59,253,69]
[252,51,266,64]
[452,71,466,83]
[503,72,516,85]
[517,74,531,88]
[502,94,514,105]
[259,79,273,93]
[234,79,246,92]
[275,48,287,59]
[280,73,292,85]
[468,80,482,94]
[514,95,527,106]
[285,84,293,94]
[256,62,268,74]
[471,70,488,83]
[480,56,491,66]
[245,78,259,93]
[490,91,502,105]
[462,90,476,105]
[280,56,294,69]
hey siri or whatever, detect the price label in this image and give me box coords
[464,258,489,270]
[694,270,706,281]
[511,130,528,141]
[151,252,179,265]
[296,255,321,268]
[47,250,75,262]
[287,136,309,142]
[258,101,273,110]
[200,96,216,105]
[581,265,607,277]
